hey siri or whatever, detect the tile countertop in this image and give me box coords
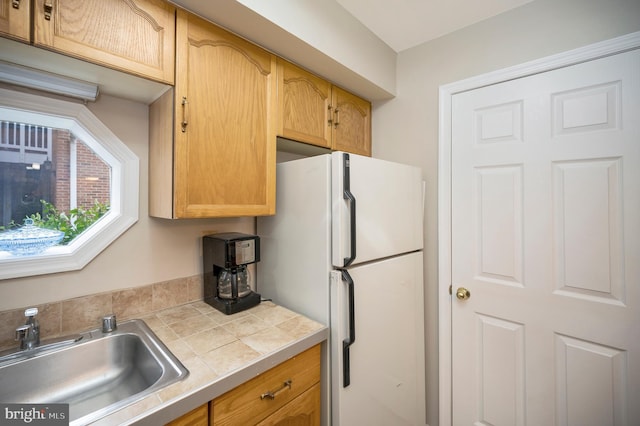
[91,300,328,426]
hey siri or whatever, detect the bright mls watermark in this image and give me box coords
[0,404,68,425]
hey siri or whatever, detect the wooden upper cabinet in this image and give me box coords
[0,0,30,42]
[33,0,175,84]
[278,59,332,149]
[277,59,371,156]
[331,85,372,156]
[149,9,277,219]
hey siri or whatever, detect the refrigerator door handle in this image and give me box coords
[341,269,355,387]
[342,153,357,267]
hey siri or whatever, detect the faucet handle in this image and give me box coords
[15,324,32,341]
[25,307,38,317]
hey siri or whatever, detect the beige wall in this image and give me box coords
[372,0,640,424]
[0,94,254,311]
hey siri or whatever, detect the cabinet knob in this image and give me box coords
[12,0,20,9]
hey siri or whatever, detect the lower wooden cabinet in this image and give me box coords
[166,345,321,426]
[166,403,209,426]
[255,383,321,426]
[212,344,321,426]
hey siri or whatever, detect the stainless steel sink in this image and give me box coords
[0,319,188,425]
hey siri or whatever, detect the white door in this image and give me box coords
[451,49,640,425]
[330,251,426,425]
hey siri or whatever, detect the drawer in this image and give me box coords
[211,344,321,425]
[256,383,321,426]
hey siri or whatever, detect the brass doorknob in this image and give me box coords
[456,287,471,300]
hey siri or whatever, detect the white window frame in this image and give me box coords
[0,88,139,279]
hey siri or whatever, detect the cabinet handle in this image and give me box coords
[12,0,20,9]
[334,108,340,128]
[44,0,53,20]
[327,104,333,126]
[181,97,188,132]
[260,379,292,400]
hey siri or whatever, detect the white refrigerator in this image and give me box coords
[257,152,426,426]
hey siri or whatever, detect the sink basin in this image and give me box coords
[0,319,188,425]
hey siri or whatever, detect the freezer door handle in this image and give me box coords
[341,269,355,387]
[342,153,357,267]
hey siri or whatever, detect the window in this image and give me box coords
[1,121,111,241]
[0,88,139,279]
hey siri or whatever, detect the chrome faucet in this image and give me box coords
[15,307,40,350]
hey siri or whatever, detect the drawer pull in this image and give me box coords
[260,379,292,400]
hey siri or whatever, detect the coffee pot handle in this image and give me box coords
[231,270,238,299]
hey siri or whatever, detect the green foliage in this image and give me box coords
[29,200,110,245]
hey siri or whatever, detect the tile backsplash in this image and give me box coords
[0,274,203,351]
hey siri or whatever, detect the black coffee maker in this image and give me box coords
[203,232,261,315]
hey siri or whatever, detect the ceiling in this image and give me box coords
[335,0,534,52]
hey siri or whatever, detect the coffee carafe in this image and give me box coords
[203,232,261,314]
[217,265,252,299]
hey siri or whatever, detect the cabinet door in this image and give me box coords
[256,383,321,426]
[166,403,209,426]
[331,86,371,156]
[0,0,29,42]
[173,10,276,218]
[33,0,175,84]
[278,60,331,149]
[211,345,320,426]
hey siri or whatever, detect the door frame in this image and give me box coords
[437,31,640,426]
